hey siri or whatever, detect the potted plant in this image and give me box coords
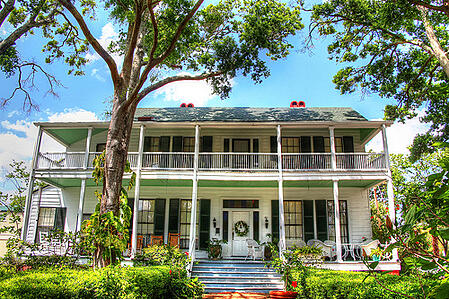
[263,233,278,260]
[267,249,304,298]
[370,248,384,261]
[206,239,227,260]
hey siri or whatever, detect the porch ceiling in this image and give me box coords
[40,178,382,189]
[45,128,107,146]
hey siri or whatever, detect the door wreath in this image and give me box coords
[234,220,249,237]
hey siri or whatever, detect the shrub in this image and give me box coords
[134,245,189,270]
[289,268,442,299]
[0,266,203,298]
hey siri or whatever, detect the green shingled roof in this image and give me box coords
[134,107,367,122]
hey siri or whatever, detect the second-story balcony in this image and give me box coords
[36,152,387,172]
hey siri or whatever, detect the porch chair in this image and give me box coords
[324,240,337,260]
[286,239,306,249]
[360,239,380,257]
[307,239,334,260]
[245,239,263,260]
[168,233,180,248]
[150,235,164,246]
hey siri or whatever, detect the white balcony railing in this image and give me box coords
[36,152,387,171]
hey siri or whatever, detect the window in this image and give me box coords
[183,137,195,152]
[324,137,343,153]
[327,200,349,243]
[223,200,259,209]
[179,199,199,249]
[36,207,66,243]
[144,137,160,152]
[138,199,155,239]
[282,137,300,153]
[96,143,106,152]
[284,200,303,240]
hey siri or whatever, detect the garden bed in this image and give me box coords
[0,265,203,298]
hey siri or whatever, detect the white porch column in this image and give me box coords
[313,200,318,239]
[329,126,337,170]
[21,125,43,241]
[277,125,286,255]
[188,125,200,259]
[381,124,399,261]
[333,179,343,262]
[76,127,93,232]
[131,124,145,257]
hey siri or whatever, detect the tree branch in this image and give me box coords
[57,0,120,87]
[121,0,143,85]
[0,0,15,27]
[137,71,223,102]
[156,0,204,62]
[411,0,449,18]
[148,0,158,60]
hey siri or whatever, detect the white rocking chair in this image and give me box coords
[245,239,263,260]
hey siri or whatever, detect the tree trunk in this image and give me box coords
[418,6,449,79]
[94,90,137,268]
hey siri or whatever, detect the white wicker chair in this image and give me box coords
[286,239,306,249]
[245,239,263,260]
[307,239,334,260]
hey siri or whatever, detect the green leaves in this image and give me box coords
[311,0,449,158]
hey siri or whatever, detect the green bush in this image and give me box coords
[134,245,189,270]
[289,269,442,299]
[0,266,203,298]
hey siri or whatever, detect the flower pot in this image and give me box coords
[208,245,222,260]
[269,291,298,299]
[264,246,272,260]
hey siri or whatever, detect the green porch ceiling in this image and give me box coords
[41,178,382,189]
[46,128,107,146]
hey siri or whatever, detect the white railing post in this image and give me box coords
[132,125,145,257]
[22,125,43,241]
[329,127,337,170]
[277,125,286,257]
[381,124,399,261]
[188,125,200,263]
[333,179,343,262]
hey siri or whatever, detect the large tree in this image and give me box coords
[309,0,449,160]
[0,0,87,110]
[57,0,303,267]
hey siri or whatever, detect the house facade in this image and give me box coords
[21,105,400,270]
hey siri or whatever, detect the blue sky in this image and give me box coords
[0,1,429,190]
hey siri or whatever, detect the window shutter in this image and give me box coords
[343,136,354,153]
[223,211,229,242]
[270,136,277,153]
[201,136,213,152]
[172,136,183,152]
[313,136,325,153]
[224,139,230,152]
[154,199,166,236]
[271,200,279,242]
[252,139,259,153]
[143,137,151,152]
[199,199,211,250]
[54,208,66,231]
[300,136,311,153]
[160,136,170,152]
[303,201,314,242]
[316,200,327,241]
[168,199,179,234]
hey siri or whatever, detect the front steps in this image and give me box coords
[192,259,283,293]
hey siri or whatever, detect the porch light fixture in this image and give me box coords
[213,218,217,228]
[265,217,269,229]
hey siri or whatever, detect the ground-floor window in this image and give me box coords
[137,199,166,247]
[327,200,349,243]
[35,207,66,243]
[284,200,303,240]
[179,199,199,249]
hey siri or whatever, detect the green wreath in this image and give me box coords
[234,220,249,237]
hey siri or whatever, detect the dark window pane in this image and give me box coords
[168,199,179,233]
[303,201,314,242]
[199,199,211,250]
[172,136,183,152]
[253,211,259,242]
[271,200,279,241]
[315,200,327,241]
[223,200,259,208]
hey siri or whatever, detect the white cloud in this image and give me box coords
[85,23,123,66]
[0,109,99,185]
[155,73,233,106]
[91,68,106,82]
[7,110,19,118]
[366,110,430,154]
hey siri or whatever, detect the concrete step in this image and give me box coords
[196,274,281,279]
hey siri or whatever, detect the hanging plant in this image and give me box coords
[234,220,249,237]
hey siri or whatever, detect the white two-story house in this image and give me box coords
[21,104,399,270]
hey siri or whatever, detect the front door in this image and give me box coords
[232,211,251,256]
